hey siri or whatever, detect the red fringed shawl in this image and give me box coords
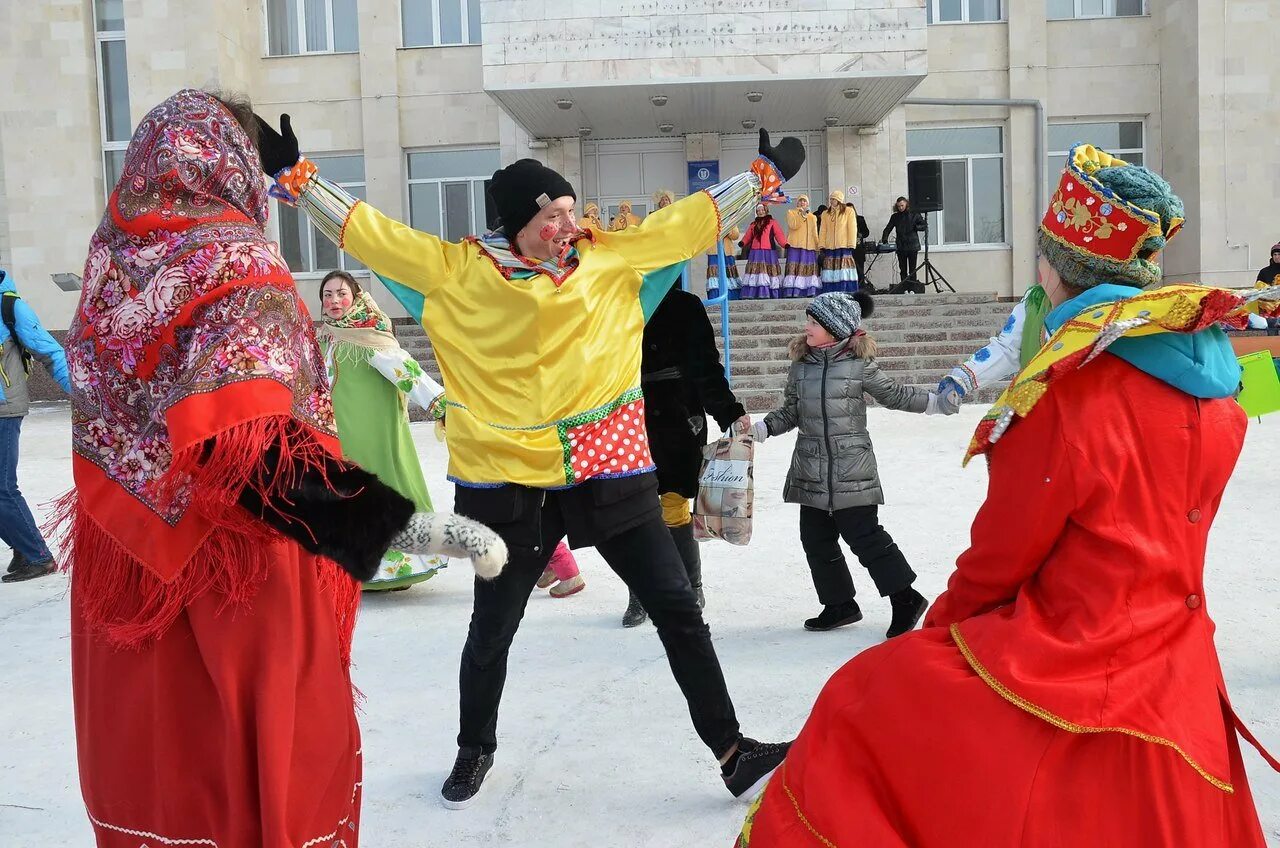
[51,89,360,658]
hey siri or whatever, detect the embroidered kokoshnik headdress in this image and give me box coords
[1041,144,1184,273]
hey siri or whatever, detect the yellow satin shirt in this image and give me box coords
[337,194,720,488]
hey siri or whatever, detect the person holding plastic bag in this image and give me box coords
[750,291,953,637]
[621,285,752,626]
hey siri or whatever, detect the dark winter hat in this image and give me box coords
[806,291,874,340]
[487,159,576,238]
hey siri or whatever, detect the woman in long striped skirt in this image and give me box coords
[706,226,742,300]
[818,190,859,293]
[739,204,787,299]
[781,195,820,297]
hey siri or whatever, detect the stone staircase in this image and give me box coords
[392,292,1016,420]
[709,294,1014,411]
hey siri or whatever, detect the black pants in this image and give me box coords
[897,249,919,283]
[456,488,740,758]
[799,505,915,606]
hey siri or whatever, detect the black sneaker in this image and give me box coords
[440,747,494,810]
[722,737,791,799]
[7,550,26,573]
[622,593,648,628]
[803,600,862,632]
[1,558,56,584]
[886,588,929,639]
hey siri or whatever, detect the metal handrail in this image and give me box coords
[681,242,733,383]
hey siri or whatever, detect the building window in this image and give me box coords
[276,155,366,274]
[95,0,130,197]
[1047,0,1145,19]
[402,0,483,47]
[406,148,500,241]
[265,0,359,56]
[1047,121,1144,186]
[906,126,1005,247]
[926,0,1001,24]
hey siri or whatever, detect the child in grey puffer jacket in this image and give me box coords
[751,291,953,638]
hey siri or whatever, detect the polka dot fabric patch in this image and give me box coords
[564,399,654,484]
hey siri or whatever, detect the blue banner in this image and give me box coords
[687,160,720,193]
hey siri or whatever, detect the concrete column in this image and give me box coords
[1005,0,1048,298]
[1181,0,1259,286]
[357,0,403,223]
[684,133,721,167]
[498,110,534,166]
[1155,1,1203,282]
[556,136,583,205]
[824,113,906,241]
[824,127,846,202]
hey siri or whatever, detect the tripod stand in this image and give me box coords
[916,219,957,295]
[915,217,955,294]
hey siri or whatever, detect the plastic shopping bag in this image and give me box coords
[692,433,754,546]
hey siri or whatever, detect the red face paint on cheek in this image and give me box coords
[539,223,559,241]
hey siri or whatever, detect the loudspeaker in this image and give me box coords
[907,160,943,213]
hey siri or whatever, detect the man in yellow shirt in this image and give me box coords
[258,114,804,808]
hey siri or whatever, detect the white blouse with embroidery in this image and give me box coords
[949,291,1039,395]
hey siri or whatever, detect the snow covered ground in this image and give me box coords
[1,402,1277,847]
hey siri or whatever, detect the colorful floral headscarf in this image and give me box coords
[58,89,350,649]
[322,289,402,357]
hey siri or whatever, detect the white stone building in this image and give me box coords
[1,0,1277,327]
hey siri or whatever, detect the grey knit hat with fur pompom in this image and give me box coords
[806,291,875,339]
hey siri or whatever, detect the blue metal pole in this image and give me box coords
[701,241,732,383]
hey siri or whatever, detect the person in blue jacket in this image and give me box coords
[0,268,71,583]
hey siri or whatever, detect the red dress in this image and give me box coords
[59,90,365,847]
[739,354,1275,847]
[72,539,362,848]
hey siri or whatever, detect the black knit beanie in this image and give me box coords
[487,159,576,238]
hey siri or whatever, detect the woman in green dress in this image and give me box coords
[319,270,448,590]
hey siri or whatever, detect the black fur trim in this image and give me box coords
[239,449,414,581]
[854,289,875,319]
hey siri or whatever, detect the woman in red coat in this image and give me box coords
[739,203,787,299]
[737,145,1280,847]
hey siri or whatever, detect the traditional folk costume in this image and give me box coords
[581,202,605,232]
[780,199,820,298]
[706,227,741,300]
[817,194,859,293]
[610,200,642,231]
[944,283,1051,398]
[61,90,508,848]
[739,213,787,299]
[267,126,804,802]
[321,290,449,590]
[738,144,1280,847]
[58,90,419,848]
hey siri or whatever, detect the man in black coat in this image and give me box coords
[624,287,750,626]
[881,196,926,284]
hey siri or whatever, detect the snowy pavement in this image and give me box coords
[1,402,1277,847]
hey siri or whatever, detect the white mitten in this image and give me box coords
[749,420,770,442]
[389,512,508,580]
